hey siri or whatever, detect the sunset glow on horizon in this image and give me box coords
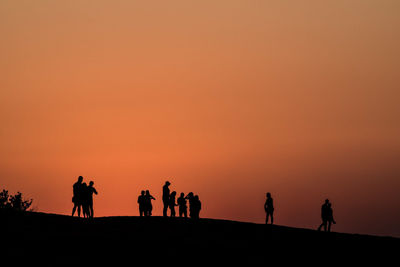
[1,1,399,237]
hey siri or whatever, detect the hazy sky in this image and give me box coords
[1,1,399,237]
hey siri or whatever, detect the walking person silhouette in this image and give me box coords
[177,192,187,218]
[87,181,98,218]
[264,192,274,224]
[138,190,146,217]
[72,176,83,217]
[318,199,336,232]
[145,190,156,216]
[162,181,171,217]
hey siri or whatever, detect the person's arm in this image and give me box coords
[94,188,98,195]
[151,195,156,200]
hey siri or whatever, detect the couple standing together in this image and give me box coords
[137,190,156,216]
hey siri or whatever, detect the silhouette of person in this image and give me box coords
[87,181,98,218]
[326,203,336,232]
[169,191,177,217]
[177,192,187,218]
[264,192,274,224]
[185,192,195,218]
[192,195,201,219]
[144,190,156,216]
[318,199,331,231]
[81,182,90,218]
[72,176,83,217]
[138,190,146,217]
[162,181,171,217]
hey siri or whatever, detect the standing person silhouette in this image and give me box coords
[138,190,146,217]
[169,191,177,217]
[162,181,171,217]
[72,176,83,217]
[81,183,90,218]
[264,192,274,224]
[145,190,156,216]
[192,195,201,219]
[185,192,195,218]
[318,199,330,231]
[87,181,98,218]
[177,192,187,218]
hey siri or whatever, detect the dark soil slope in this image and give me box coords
[1,211,398,266]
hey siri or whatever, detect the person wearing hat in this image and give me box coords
[162,181,171,217]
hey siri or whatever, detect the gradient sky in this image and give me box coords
[1,0,399,237]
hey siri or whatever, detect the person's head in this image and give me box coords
[325,199,329,204]
[188,192,193,196]
[78,176,83,183]
[82,182,87,187]
[141,190,145,195]
[89,181,94,187]
[194,195,199,200]
[146,190,150,195]
[266,192,271,198]
[180,192,184,197]
[165,181,171,186]
[171,191,176,196]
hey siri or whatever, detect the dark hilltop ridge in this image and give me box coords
[1,210,398,266]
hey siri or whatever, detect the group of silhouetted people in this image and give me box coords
[71,176,336,231]
[136,181,202,219]
[160,181,201,219]
[72,176,98,218]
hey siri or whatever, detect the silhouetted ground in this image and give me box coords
[1,210,398,266]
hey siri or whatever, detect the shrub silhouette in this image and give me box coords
[0,189,33,211]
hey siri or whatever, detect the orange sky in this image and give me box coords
[1,1,399,236]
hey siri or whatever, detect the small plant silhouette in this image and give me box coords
[0,189,33,211]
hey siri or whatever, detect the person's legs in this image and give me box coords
[318,220,325,231]
[328,221,332,232]
[77,204,81,217]
[90,203,94,218]
[266,213,269,224]
[270,211,274,225]
[163,202,168,217]
[72,204,77,216]
[171,206,175,217]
